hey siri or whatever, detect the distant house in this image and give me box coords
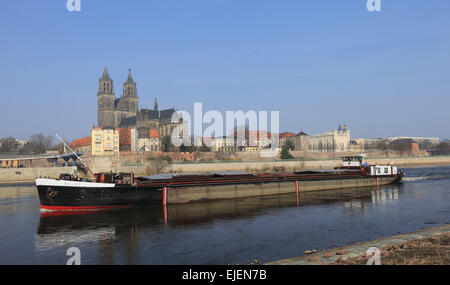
[294,131,309,151]
[138,129,160,152]
[426,148,450,156]
[91,127,119,155]
[308,124,350,152]
[279,132,296,149]
[390,139,419,154]
[70,136,91,153]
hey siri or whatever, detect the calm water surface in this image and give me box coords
[0,166,449,264]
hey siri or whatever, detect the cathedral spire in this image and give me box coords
[98,66,114,95]
[154,97,158,111]
[123,68,137,97]
[126,68,134,84]
[102,66,111,79]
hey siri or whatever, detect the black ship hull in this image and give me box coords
[36,169,404,211]
[36,179,163,211]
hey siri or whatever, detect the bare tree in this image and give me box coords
[215,150,235,161]
[161,136,173,152]
[145,157,170,175]
[283,138,295,151]
[0,137,19,153]
[418,139,435,150]
[21,133,54,154]
[376,140,391,156]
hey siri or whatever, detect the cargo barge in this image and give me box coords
[35,155,404,211]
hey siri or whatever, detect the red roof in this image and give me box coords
[150,129,160,138]
[70,137,91,148]
[279,132,296,139]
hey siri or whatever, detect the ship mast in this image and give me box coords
[55,134,95,177]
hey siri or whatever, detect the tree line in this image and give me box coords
[0,133,57,155]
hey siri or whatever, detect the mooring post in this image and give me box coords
[162,187,167,206]
[296,181,299,205]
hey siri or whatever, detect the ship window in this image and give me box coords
[384,168,389,174]
[377,168,381,174]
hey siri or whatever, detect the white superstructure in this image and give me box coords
[370,165,398,176]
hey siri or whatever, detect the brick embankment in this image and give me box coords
[266,224,450,265]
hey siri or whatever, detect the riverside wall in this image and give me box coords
[0,166,77,184]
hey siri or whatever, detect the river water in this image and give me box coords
[0,166,449,265]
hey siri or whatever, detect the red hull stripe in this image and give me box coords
[40,205,132,211]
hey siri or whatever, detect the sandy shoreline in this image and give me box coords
[266,224,450,265]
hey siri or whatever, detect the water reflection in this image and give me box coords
[0,184,37,214]
[342,184,401,211]
[0,183,36,199]
[35,183,403,257]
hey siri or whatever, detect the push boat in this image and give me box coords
[35,155,404,211]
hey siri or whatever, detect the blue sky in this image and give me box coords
[1,0,449,141]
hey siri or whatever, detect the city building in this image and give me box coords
[116,128,139,152]
[308,124,350,152]
[138,129,161,152]
[294,131,309,151]
[210,136,239,152]
[390,139,419,154]
[426,147,450,156]
[245,130,271,152]
[279,132,296,149]
[91,127,119,155]
[349,139,365,153]
[70,136,91,153]
[97,67,182,138]
[387,136,440,148]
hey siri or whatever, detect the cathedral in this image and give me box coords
[97,67,181,137]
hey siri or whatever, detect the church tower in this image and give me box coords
[97,66,116,127]
[122,68,138,114]
[154,97,158,111]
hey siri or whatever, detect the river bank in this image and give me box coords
[266,224,450,265]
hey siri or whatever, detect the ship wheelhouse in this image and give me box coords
[341,154,366,168]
